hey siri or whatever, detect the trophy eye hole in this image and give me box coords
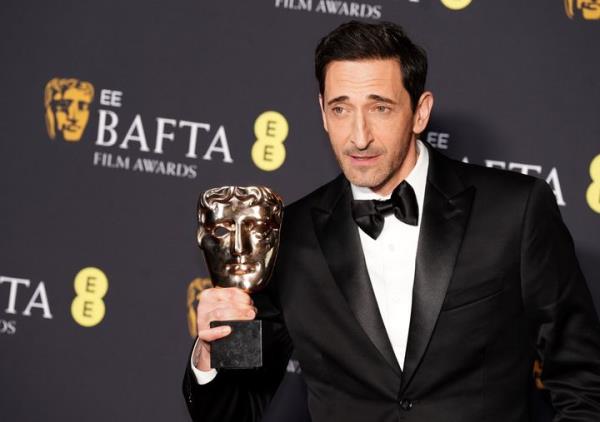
[244,218,259,230]
[252,222,271,240]
[213,226,229,237]
[243,219,257,230]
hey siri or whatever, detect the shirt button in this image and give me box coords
[399,399,413,411]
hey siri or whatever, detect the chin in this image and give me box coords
[63,132,81,141]
[346,172,385,189]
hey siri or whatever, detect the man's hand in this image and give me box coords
[193,287,257,371]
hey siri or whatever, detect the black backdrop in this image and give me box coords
[1,1,599,421]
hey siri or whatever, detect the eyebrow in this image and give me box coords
[326,94,397,106]
[326,95,349,106]
[368,94,397,104]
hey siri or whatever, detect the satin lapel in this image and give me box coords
[401,148,475,390]
[312,178,402,376]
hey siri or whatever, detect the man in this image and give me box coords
[183,21,600,421]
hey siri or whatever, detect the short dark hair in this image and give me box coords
[315,21,428,111]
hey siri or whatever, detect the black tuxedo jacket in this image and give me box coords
[183,145,600,422]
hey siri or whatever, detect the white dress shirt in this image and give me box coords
[192,140,429,383]
[350,139,428,368]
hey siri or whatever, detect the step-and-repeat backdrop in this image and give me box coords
[1,1,598,421]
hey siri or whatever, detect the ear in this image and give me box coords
[412,91,434,135]
[319,94,329,133]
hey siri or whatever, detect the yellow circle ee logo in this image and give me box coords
[441,0,472,10]
[251,111,288,171]
[71,267,109,327]
[586,154,600,214]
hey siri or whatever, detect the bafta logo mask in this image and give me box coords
[44,78,95,142]
[565,0,600,20]
[186,277,213,338]
[197,186,283,292]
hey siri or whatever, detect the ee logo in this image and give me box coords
[441,0,472,10]
[71,267,108,327]
[587,154,600,214]
[251,111,288,171]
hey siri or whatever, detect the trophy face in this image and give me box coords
[197,186,283,292]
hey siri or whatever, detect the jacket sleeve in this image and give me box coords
[182,287,293,422]
[521,178,600,420]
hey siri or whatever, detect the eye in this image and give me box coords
[373,105,390,113]
[54,100,70,111]
[331,106,345,115]
[250,221,269,239]
[213,226,229,237]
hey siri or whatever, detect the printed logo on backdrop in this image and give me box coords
[1,267,108,335]
[587,154,600,213]
[424,133,566,206]
[44,77,234,180]
[440,0,472,10]
[252,111,289,171]
[565,0,600,20]
[44,78,95,142]
[71,267,109,327]
[0,275,52,336]
[187,277,213,338]
[274,0,383,19]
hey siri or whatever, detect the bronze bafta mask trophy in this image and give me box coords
[197,186,283,368]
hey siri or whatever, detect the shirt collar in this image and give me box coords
[350,139,429,215]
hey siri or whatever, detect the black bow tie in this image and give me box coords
[351,181,419,240]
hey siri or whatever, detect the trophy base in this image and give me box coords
[209,320,262,368]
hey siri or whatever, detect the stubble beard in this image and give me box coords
[336,142,410,192]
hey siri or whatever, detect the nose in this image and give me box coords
[351,111,372,150]
[67,101,78,121]
[232,223,250,256]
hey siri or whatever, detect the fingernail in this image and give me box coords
[221,326,231,334]
[247,310,255,317]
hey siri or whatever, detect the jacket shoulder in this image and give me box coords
[278,175,345,241]
[449,156,540,195]
[284,175,344,217]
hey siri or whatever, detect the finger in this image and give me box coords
[207,306,257,323]
[199,287,253,306]
[196,303,256,331]
[215,287,254,305]
[198,325,231,342]
[198,302,256,319]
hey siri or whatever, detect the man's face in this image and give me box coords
[200,199,279,292]
[320,59,432,195]
[52,87,92,141]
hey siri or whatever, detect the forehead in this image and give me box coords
[323,59,405,99]
[57,87,92,102]
[207,199,271,222]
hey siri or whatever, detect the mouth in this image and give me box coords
[348,154,380,166]
[225,262,257,275]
